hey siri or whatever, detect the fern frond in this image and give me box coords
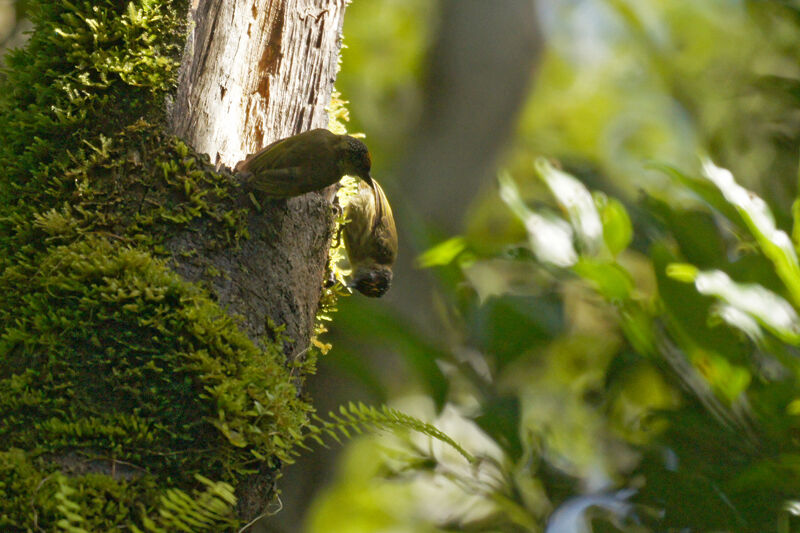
[304,402,475,463]
[131,475,238,533]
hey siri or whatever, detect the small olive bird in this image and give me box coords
[235,128,374,197]
[343,178,398,297]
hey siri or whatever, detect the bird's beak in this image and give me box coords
[364,172,375,189]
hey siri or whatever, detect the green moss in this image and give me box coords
[0,0,312,529]
[0,0,186,213]
[20,120,252,253]
[0,236,307,530]
[0,450,239,531]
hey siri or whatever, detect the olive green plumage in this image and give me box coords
[236,128,373,197]
[343,178,398,297]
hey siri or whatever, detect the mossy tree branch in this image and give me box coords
[0,0,348,529]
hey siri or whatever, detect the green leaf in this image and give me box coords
[666,263,699,283]
[792,197,800,251]
[334,298,449,409]
[304,402,475,463]
[652,243,743,355]
[618,302,656,356]
[595,192,633,256]
[641,194,727,269]
[416,236,466,268]
[474,395,522,461]
[573,258,634,300]
[467,293,562,371]
[647,161,742,225]
[691,349,751,403]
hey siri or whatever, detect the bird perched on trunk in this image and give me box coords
[235,128,374,197]
[343,178,398,297]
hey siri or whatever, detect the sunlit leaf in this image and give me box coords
[666,262,699,283]
[534,158,605,256]
[524,212,578,268]
[417,236,466,268]
[792,197,800,251]
[462,258,546,303]
[648,161,742,224]
[786,400,800,416]
[618,302,656,356]
[701,158,800,307]
[710,303,763,342]
[499,172,578,267]
[546,490,637,533]
[690,348,751,403]
[670,267,800,344]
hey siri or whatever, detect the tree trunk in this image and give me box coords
[170,0,346,357]
[0,0,348,529]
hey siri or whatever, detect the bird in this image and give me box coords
[342,178,398,297]
[235,128,374,197]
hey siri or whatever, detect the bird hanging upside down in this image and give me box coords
[235,128,374,197]
[342,178,398,298]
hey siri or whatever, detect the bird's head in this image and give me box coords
[350,264,392,297]
[339,135,374,187]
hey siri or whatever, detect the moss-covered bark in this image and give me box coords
[0,1,316,530]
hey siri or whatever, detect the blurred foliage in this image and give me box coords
[313,156,800,532]
[305,0,800,532]
[335,0,437,172]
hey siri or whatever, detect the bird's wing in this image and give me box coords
[369,181,389,230]
[239,138,298,172]
[246,167,307,196]
[369,181,398,264]
[237,129,340,196]
[239,129,336,173]
[342,189,374,263]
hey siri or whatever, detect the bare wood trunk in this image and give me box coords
[173,0,346,167]
[168,0,348,520]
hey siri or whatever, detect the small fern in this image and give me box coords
[54,476,90,533]
[302,402,475,463]
[131,475,237,533]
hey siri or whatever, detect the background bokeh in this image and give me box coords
[0,1,29,59]
[276,1,800,532]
